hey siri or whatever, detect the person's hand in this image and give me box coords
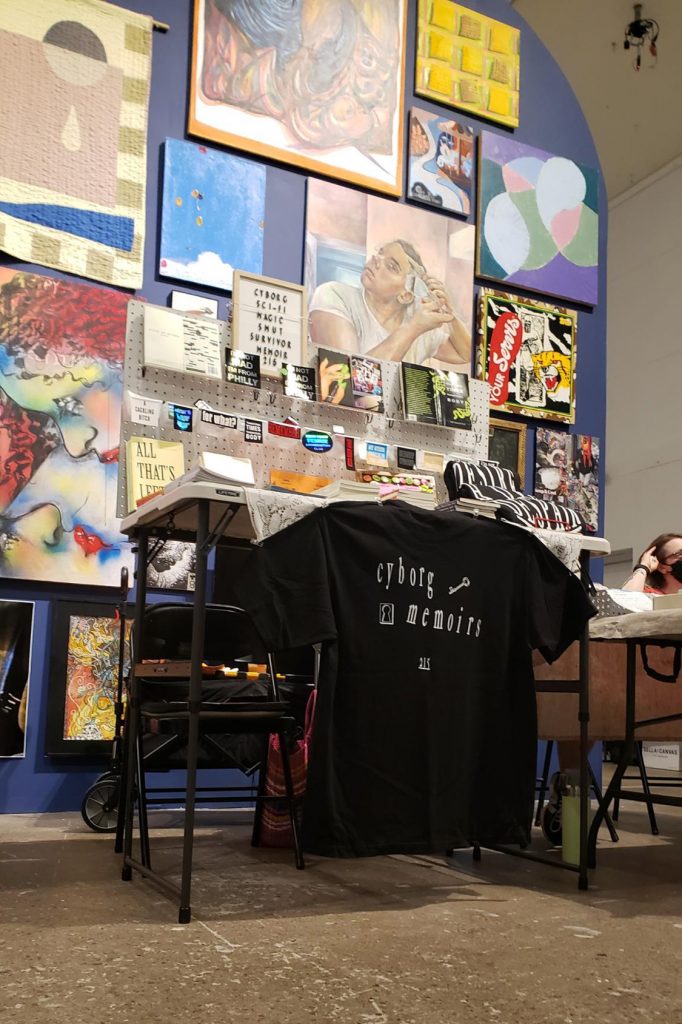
[423,276,454,316]
[319,357,348,404]
[639,546,659,574]
[409,295,454,335]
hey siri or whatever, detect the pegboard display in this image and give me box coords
[118,301,490,517]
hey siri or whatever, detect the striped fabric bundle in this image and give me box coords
[443,460,586,533]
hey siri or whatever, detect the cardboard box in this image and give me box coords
[642,742,682,773]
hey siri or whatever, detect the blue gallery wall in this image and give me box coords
[0,0,606,813]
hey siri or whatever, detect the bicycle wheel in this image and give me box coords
[81,777,119,833]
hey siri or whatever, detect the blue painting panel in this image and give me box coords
[159,138,266,290]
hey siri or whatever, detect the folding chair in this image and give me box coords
[120,602,305,923]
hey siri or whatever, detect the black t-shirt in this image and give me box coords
[237,502,594,857]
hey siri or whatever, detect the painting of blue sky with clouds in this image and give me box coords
[159,139,265,290]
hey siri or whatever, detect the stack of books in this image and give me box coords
[454,496,500,519]
[312,479,381,502]
[380,486,436,510]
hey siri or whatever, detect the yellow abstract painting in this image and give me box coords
[415,0,520,129]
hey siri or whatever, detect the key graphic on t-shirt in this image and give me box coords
[448,576,470,595]
[379,603,394,625]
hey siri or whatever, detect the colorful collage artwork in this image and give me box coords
[189,0,408,196]
[0,0,152,289]
[478,132,599,306]
[159,138,266,292]
[45,604,132,753]
[408,108,474,216]
[535,428,600,533]
[0,269,134,586]
[476,289,577,424]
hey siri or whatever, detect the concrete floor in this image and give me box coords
[1,795,682,1024]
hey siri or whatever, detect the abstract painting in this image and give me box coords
[46,602,131,754]
[0,0,152,289]
[305,178,475,375]
[0,600,34,758]
[189,0,407,196]
[476,289,576,424]
[535,428,600,532]
[477,132,600,306]
[0,268,135,586]
[415,1,520,129]
[407,108,473,216]
[159,138,266,291]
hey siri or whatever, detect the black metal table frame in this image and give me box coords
[117,497,245,920]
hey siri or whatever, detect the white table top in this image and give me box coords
[121,482,255,540]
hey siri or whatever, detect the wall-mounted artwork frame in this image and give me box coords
[305,177,475,376]
[489,417,527,491]
[477,131,599,306]
[0,600,35,758]
[231,271,308,379]
[407,107,474,216]
[415,0,520,129]
[45,602,131,756]
[535,427,600,533]
[189,0,408,196]
[159,138,266,291]
[476,288,577,424]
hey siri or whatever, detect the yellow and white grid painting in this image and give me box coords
[415,0,520,129]
[0,0,152,288]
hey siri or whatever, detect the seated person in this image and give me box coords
[545,532,682,843]
[621,532,682,594]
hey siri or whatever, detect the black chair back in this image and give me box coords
[137,603,268,665]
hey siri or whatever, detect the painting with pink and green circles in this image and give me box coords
[477,132,599,306]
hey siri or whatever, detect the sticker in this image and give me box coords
[397,446,417,470]
[302,430,333,454]
[366,441,389,462]
[126,391,162,427]
[282,364,316,402]
[199,408,238,434]
[225,348,261,389]
[332,424,346,435]
[268,420,301,440]
[244,418,263,443]
[344,436,355,470]
[172,405,193,432]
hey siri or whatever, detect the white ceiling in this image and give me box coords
[511,0,682,198]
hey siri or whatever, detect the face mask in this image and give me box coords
[670,561,682,584]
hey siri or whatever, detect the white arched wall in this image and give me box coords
[605,157,682,583]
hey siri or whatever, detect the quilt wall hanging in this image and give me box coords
[0,0,152,289]
[0,269,134,586]
[189,0,407,196]
[477,131,599,306]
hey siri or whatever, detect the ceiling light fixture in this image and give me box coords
[624,2,659,70]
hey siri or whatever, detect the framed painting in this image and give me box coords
[159,138,266,291]
[0,269,135,586]
[476,288,577,424]
[489,417,527,491]
[46,602,132,756]
[189,0,407,196]
[415,0,520,129]
[407,107,474,216]
[535,428,600,533]
[232,271,307,378]
[305,177,475,376]
[0,600,35,758]
[477,131,599,306]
